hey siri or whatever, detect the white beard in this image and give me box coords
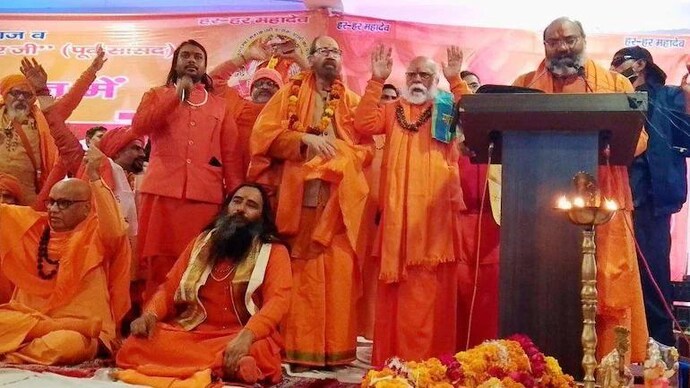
[6,106,30,123]
[546,52,586,78]
[402,83,438,105]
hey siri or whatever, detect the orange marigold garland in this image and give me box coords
[287,73,344,135]
[362,335,575,388]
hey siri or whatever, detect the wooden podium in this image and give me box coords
[458,92,647,377]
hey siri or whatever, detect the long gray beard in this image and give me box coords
[546,53,585,78]
[6,107,30,123]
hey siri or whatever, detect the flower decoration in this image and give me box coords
[362,335,575,388]
[286,72,344,135]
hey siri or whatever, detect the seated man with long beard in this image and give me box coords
[115,183,292,387]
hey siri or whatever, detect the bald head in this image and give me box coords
[47,178,92,232]
[543,17,585,40]
[543,17,587,78]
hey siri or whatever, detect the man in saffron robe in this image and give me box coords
[0,145,131,365]
[16,47,107,183]
[130,39,243,299]
[210,46,290,175]
[354,45,471,365]
[0,173,23,304]
[1,47,107,209]
[511,17,649,361]
[115,183,291,387]
[248,35,373,368]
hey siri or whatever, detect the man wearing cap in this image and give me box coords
[611,46,690,347]
[210,46,307,175]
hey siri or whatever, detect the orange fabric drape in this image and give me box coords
[513,59,649,362]
[116,240,291,385]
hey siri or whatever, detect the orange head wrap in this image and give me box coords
[0,172,23,204]
[0,74,33,100]
[98,126,145,158]
[251,68,284,89]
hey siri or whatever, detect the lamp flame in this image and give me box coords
[556,195,572,210]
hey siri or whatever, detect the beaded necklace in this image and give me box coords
[395,104,433,132]
[37,226,59,280]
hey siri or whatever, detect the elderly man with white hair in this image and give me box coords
[354,45,472,365]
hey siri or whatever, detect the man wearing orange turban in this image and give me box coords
[0,48,107,206]
[209,44,306,176]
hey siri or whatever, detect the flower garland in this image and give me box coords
[362,335,575,388]
[287,73,344,135]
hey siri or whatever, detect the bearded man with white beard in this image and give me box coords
[354,45,472,365]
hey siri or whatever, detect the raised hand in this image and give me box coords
[371,44,393,81]
[442,46,463,81]
[84,143,105,181]
[89,45,107,73]
[244,38,272,62]
[20,57,48,90]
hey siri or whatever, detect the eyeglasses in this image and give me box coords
[7,90,34,100]
[544,36,581,49]
[312,47,342,57]
[45,198,88,210]
[405,71,434,81]
[610,55,636,68]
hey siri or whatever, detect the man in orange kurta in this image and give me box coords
[130,40,243,299]
[210,48,287,175]
[354,46,470,365]
[248,35,373,367]
[115,184,291,387]
[0,75,57,206]
[0,145,131,365]
[512,17,649,361]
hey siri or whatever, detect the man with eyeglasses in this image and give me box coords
[0,144,131,366]
[610,46,690,349]
[249,35,373,369]
[511,17,650,362]
[0,48,106,207]
[354,44,472,365]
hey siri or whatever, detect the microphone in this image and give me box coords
[577,65,594,93]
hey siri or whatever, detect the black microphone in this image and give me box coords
[577,66,594,93]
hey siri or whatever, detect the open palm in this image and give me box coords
[371,44,393,81]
